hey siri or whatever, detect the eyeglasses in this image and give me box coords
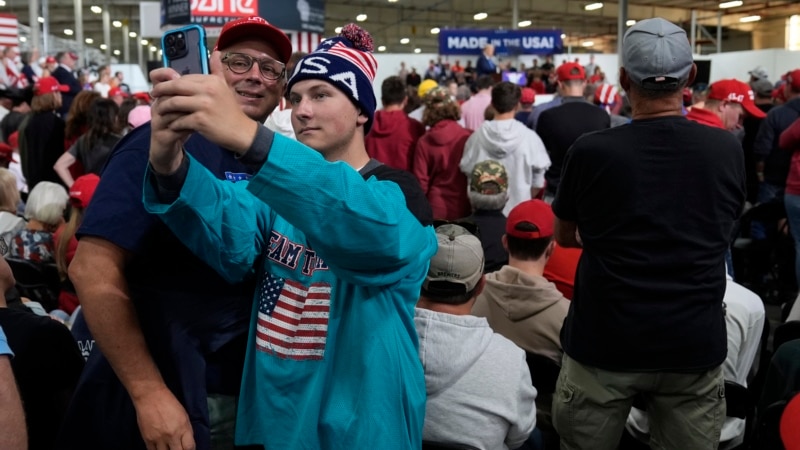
[221,52,286,81]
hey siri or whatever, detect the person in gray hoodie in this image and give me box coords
[459,82,551,216]
[415,223,537,450]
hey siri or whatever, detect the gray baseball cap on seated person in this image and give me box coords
[422,224,484,296]
[622,17,693,91]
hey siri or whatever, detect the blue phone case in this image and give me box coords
[162,24,209,75]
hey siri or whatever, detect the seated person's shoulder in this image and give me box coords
[364,164,433,226]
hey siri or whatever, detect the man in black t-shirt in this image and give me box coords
[551,18,745,450]
[535,62,610,200]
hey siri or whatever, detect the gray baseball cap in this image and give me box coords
[423,224,484,295]
[749,66,769,81]
[750,78,774,98]
[622,18,693,90]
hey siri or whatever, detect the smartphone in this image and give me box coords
[161,24,209,75]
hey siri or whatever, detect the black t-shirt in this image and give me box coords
[61,125,255,450]
[361,159,433,227]
[69,133,122,175]
[742,103,774,203]
[552,115,745,372]
[536,99,610,195]
[465,209,508,273]
[0,307,84,450]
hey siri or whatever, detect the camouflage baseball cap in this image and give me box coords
[470,160,508,195]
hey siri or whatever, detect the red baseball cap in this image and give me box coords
[506,200,554,239]
[707,79,766,119]
[7,131,18,149]
[34,76,69,96]
[556,62,585,82]
[44,56,56,64]
[781,393,800,450]
[69,174,100,209]
[0,142,13,164]
[520,87,535,104]
[214,16,292,65]
[108,87,129,98]
[787,69,800,91]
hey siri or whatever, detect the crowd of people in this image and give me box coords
[0,14,799,450]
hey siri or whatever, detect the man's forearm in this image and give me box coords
[0,356,26,450]
[70,239,168,402]
[554,218,582,248]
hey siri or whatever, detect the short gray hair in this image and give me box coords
[24,181,68,226]
[468,190,508,211]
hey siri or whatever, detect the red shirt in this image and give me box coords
[543,243,581,300]
[685,107,724,129]
[780,117,800,196]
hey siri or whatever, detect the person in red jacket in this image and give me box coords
[413,86,473,220]
[365,75,425,172]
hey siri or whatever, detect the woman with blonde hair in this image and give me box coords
[412,86,473,220]
[0,168,24,236]
[8,181,68,263]
[54,174,99,314]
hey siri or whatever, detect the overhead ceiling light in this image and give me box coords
[64,29,74,36]
[626,19,636,26]
[388,0,398,2]
[414,48,421,53]
[113,49,121,55]
[149,46,157,52]
[356,13,367,22]
[560,33,566,39]
[378,45,386,51]
[335,26,343,33]
[112,20,122,28]
[719,1,743,8]
[18,36,26,42]
[90,5,102,13]
[740,15,761,22]
[518,20,532,27]
[473,12,488,20]
[0,1,6,6]
[37,17,45,23]
[85,37,94,44]
[100,44,108,50]
[400,37,410,44]
[129,31,137,38]
[582,41,595,47]
[430,27,440,34]
[140,39,148,45]
[584,3,603,11]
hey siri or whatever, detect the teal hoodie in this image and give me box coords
[144,134,437,449]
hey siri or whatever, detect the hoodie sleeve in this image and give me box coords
[505,351,538,449]
[527,130,551,189]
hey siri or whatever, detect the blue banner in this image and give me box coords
[439,29,563,56]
